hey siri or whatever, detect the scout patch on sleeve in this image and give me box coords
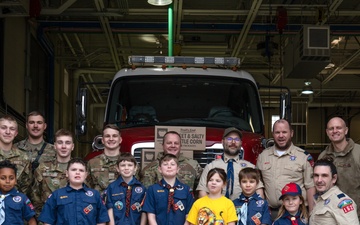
[305,152,314,167]
[338,199,354,213]
[25,198,34,210]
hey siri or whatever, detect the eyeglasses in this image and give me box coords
[225,137,241,142]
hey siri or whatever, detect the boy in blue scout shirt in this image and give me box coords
[143,154,194,225]
[233,168,271,225]
[105,152,147,225]
[39,157,110,225]
[0,160,36,225]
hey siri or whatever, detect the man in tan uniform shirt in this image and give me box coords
[197,127,264,200]
[256,119,315,218]
[310,159,359,225]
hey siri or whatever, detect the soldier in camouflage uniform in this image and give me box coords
[31,129,74,217]
[15,111,56,172]
[87,124,122,193]
[140,131,203,191]
[0,115,32,195]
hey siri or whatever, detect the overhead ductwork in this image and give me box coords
[284,25,331,79]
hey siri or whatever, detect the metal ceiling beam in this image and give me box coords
[231,0,263,57]
[41,0,77,15]
[322,48,360,85]
[94,0,122,70]
[174,0,183,43]
[318,0,343,25]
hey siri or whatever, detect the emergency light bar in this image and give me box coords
[128,56,240,67]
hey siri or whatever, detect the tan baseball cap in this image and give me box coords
[223,127,242,138]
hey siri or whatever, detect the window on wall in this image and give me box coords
[271,115,280,131]
[29,36,49,114]
[291,102,307,145]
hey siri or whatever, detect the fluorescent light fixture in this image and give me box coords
[301,81,313,95]
[148,0,172,6]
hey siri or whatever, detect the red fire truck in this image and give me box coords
[77,56,289,167]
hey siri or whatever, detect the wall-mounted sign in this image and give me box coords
[155,126,206,151]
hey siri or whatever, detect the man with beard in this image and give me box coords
[15,111,56,172]
[310,159,359,224]
[140,131,203,190]
[318,117,360,220]
[256,119,315,220]
[87,124,122,193]
[197,127,264,200]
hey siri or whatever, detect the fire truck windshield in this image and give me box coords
[106,74,263,134]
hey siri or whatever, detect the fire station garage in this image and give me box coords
[1,0,360,160]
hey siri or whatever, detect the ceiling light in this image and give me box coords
[325,63,335,69]
[147,0,172,6]
[301,81,313,95]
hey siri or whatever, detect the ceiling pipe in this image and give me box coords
[37,21,360,36]
[168,2,173,56]
[58,8,360,17]
[308,102,360,107]
[41,0,77,15]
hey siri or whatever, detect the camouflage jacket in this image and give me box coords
[31,157,69,216]
[15,139,56,164]
[140,152,203,190]
[0,147,32,195]
[87,153,119,193]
